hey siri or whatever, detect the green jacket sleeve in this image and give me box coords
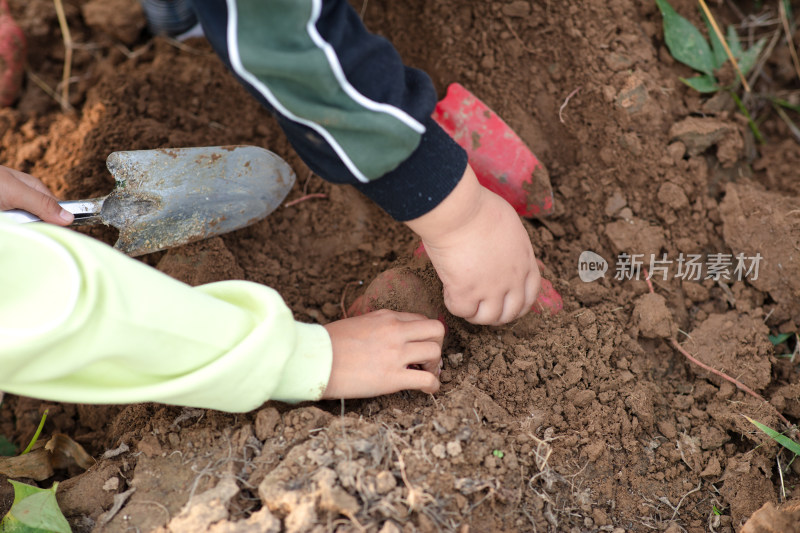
[0,216,333,412]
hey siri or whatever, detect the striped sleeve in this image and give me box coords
[192,0,468,220]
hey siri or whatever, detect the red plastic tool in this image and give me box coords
[433,83,554,218]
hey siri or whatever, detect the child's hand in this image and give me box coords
[406,165,541,325]
[321,309,444,399]
[0,166,73,225]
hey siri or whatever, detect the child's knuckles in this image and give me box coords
[471,299,504,325]
[2,178,22,204]
[443,295,478,319]
[37,194,61,217]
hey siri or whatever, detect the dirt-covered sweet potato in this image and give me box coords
[0,0,25,108]
[347,266,446,322]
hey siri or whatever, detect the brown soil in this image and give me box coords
[1,0,799,532]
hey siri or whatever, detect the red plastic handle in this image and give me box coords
[433,83,554,217]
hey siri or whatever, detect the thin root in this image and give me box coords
[558,87,581,124]
[502,18,536,53]
[340,280,363,318]
[643,268,655,294]
[644,270,792,427]
[26,69,71,111]
[670,337,792,427]
[779,0,800,84]
[285,193,328,207]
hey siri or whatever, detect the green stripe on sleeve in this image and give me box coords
[231,0,423,181]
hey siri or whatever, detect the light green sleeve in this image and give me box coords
[0,217,333,412]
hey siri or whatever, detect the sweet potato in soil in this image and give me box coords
[0,0,25,107]
[346,266,446,322]
[1,1,799,532]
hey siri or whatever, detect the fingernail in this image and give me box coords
[59,209,74,223]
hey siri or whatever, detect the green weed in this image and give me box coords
[0,481,70,533]
[0,410,70,532]
[655,0,766,92]
[745,416,800,457]
[21,410,48,456]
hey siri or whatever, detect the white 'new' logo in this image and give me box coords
[578,251,608,282]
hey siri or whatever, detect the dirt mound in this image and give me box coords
[1,0,799,532]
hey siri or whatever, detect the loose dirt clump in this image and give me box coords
[1,0,799,532]
[720,182,800,324]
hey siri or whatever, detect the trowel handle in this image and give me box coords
[2,198,105,226]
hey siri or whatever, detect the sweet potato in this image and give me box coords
[347,266,446,322]
[530,277,563,316]
[0,0,25,108]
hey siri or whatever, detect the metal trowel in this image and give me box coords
[3,145,295,256]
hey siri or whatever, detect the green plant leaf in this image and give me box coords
[727,25,743,59]
[745,416,800,457]
[770,332,794,345]
[774,98,800,113]
[21,410,48,456]
[737,36,767,77]
[0,481,70,533]
[730,91,765,144]
[701,11,727,69]
[656,0,716,75]
[0,436,15,457]
[492,449,504,459]
[681,75,719,93]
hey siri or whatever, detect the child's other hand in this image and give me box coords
[0,166,73,225]
[406,165,541,325]
[321,310,444,399]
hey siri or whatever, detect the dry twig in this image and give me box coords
[698,0,751,91]
[779,0,800,83]
[52,0,74,112]
[26,69,70,110]
[746,27,782,92]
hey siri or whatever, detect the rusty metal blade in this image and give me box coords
[99,145,294,256]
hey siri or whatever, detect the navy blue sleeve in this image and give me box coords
[190,0,467,221]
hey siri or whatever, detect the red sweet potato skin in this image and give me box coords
[0,0,26,108]
[347,267,445,322]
